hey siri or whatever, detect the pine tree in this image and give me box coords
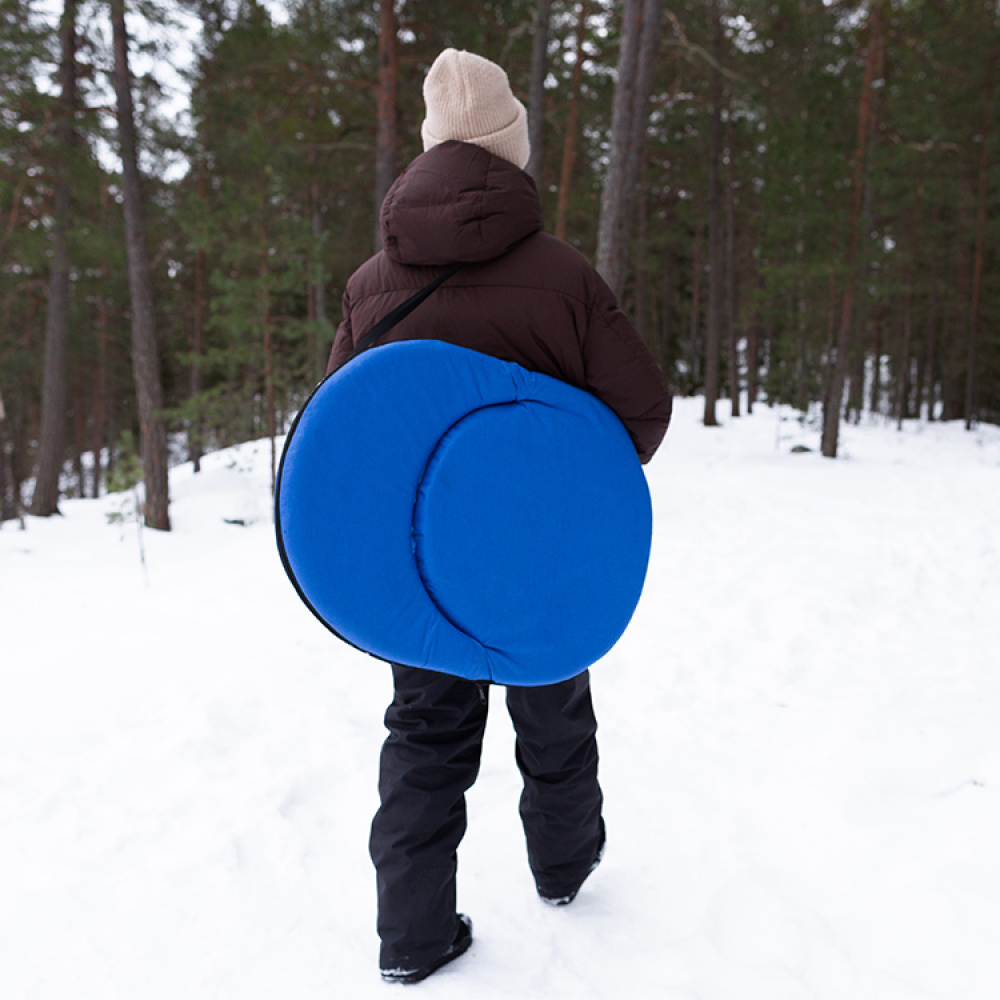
[110,0,170,528]
[526,0,552,186]
[596,0,663,300]
[30,0,78,516]
[374,0,398,251]
[1,0,59,519]
[822,1,884,457]
[702,0,724,427]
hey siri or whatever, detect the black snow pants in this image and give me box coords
[369,663,604,971]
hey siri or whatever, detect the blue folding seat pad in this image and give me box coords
[275,339,652,687]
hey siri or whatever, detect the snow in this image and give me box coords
[3,398,999,999]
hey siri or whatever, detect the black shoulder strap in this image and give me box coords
[337,262,463,372]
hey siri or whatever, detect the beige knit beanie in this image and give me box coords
[421,49,530,170]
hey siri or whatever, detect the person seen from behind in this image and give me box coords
[327,48,673,984]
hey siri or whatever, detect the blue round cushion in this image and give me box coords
[275,340,652,687]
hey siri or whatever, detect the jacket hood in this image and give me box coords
[379,141,543,267]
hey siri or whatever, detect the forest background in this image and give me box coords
[1,0,998,529]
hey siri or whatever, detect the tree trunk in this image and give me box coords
[869,305,882,417]
[596,0,642,293]
[853,110,880,423]
[555,1,588,242]
[703,0,724,427]
[725,105,739,418]
[965,45,994,430]
[628,0,663,209]
[0,390,19,523]
[72,395,85,497]
[111,0,170,530]
[922,277,937,419]
[190,157,208,473]
[596,0,662,298]
[374,0,398,252]
[747,268,763,415]
[31,0,77,517]
[634,159,651,344]
[897,288,912,429]
[689,221,704,394]
[821,2,883,458]
[658,193,677,377]
[92,287,110,496]
[526,0,552,186]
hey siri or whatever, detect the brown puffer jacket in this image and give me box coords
[327,141,672,463]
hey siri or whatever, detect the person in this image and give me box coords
[327,48,672,984]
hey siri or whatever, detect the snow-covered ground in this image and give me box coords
[3,397,999,999]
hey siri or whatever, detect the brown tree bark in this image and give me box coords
[725,99,739,418]
[821,2,884,458]
[0,389,19,524]
[868,305,882,417]
[374,0,398,252]
[626,0,662,216]
[526,0,552,186]
[942,238,971,422]
[897,287,913,428]
[634,159,650,343]
[596,0,642,292]
[703,0,724,427]
[92,283,110,496]
[72,394,86,496]
[657,192,678,376]
[747,282,761,415]
[596,0,663,299]
[110,0,170,530]
[31,0,78,516]
[555,1,588,242]
[965,44,994,430]
[689,221,704,392]
[921,277,938,419]
[190,156,208,473]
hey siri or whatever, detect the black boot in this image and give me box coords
[537,822,606,906]
[380,914,473,984]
